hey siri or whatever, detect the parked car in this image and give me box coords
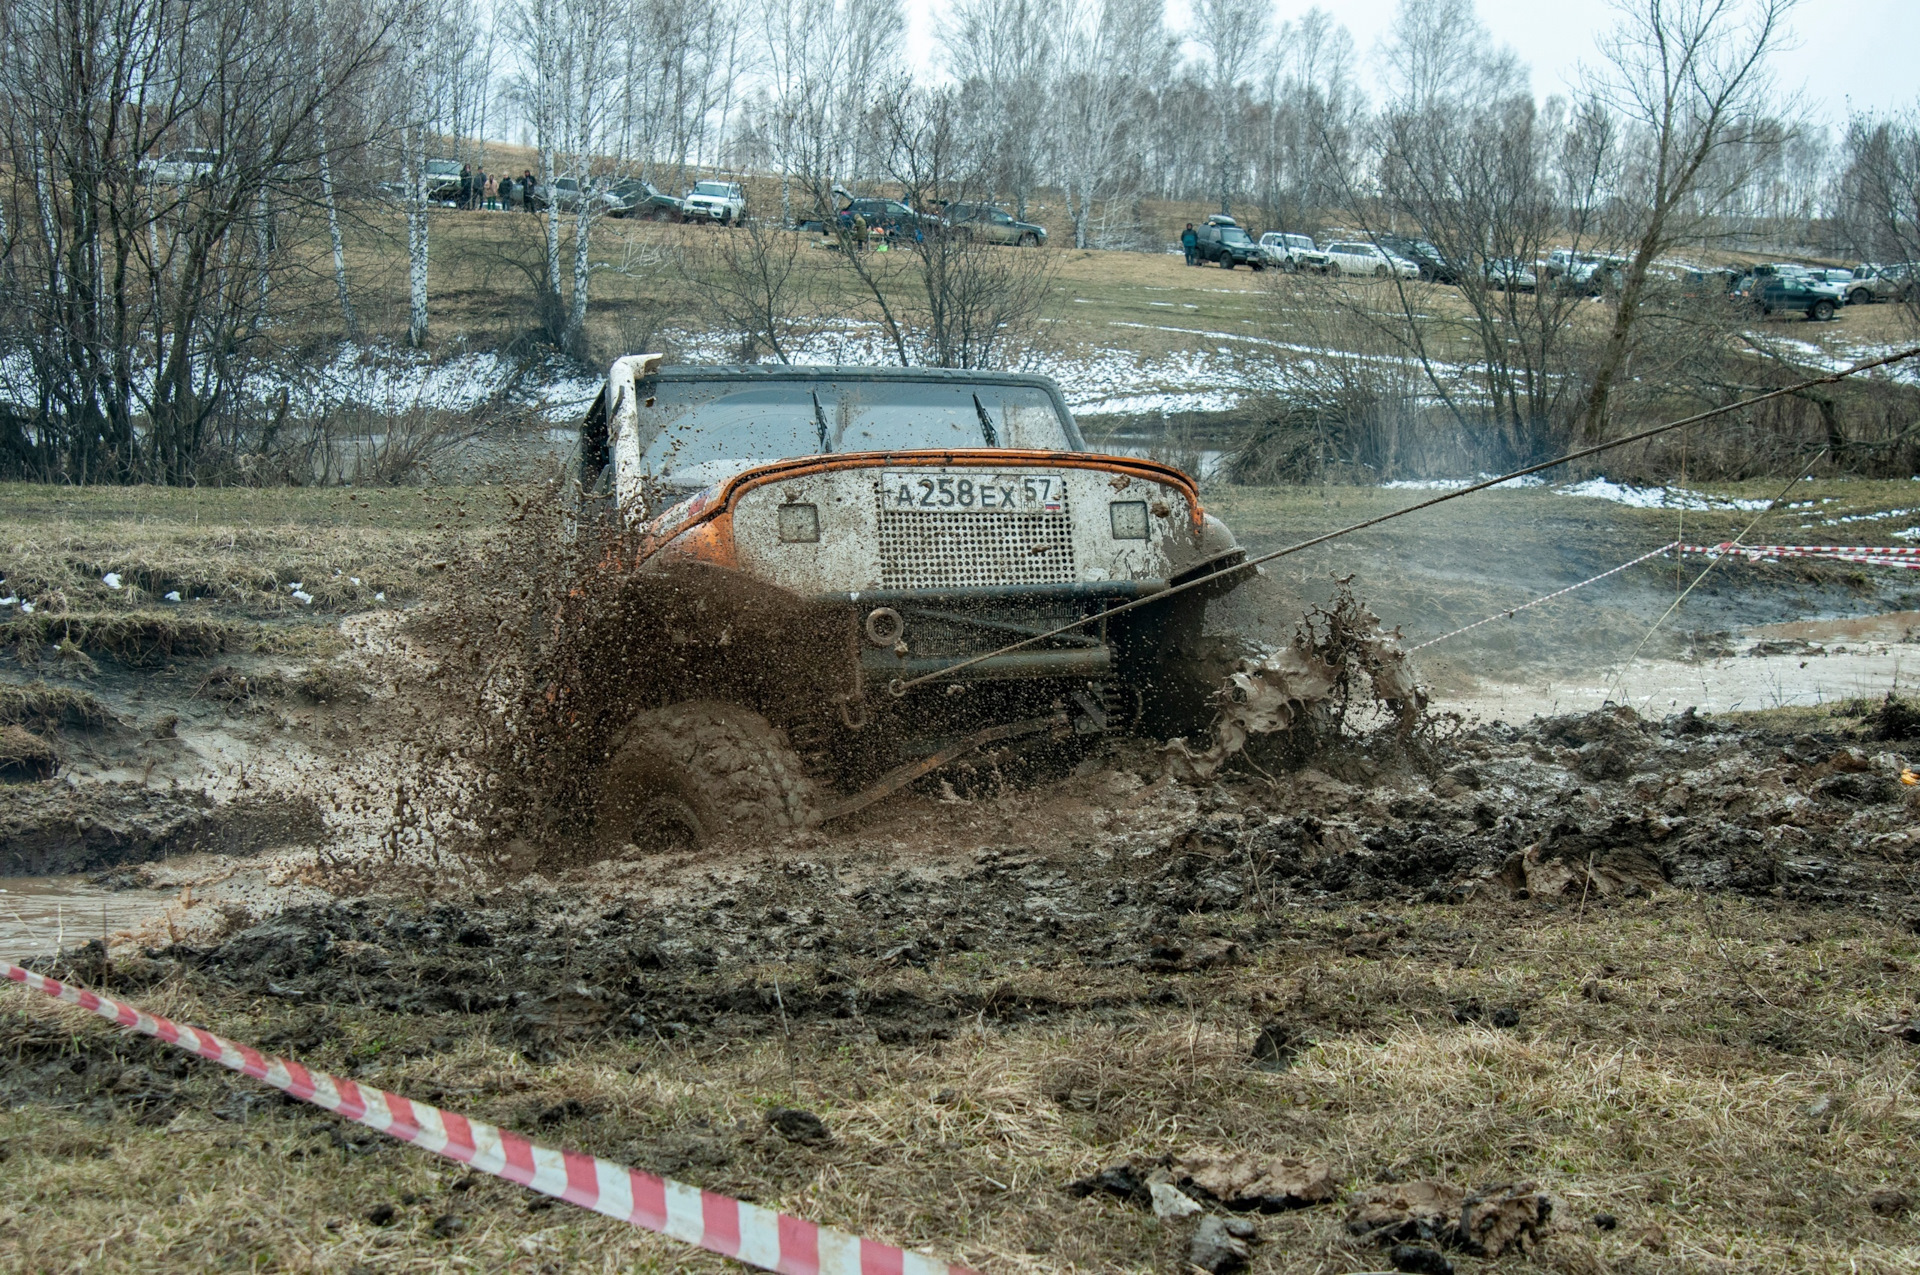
[1194,216,1265,269]
[607,178,683,221]
[1375,234,1458,283]
[1754,277,1839,321]
[1482,258,1538,292]
[526,176,586,213]
[1544,249,1626,294]
[1322,241,1418,279]
[1257,231,1329,272]
[682,180,746,225]
[378,159,464,204]
[137,148,218,186]
[943,202,1046,246]
[1837,263,1919,305]
[823,197,928,236]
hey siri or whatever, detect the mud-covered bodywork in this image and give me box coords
[570,357,1247,792]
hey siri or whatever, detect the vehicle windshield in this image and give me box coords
[1220,228,1251,245]
[631,379,1074,489]
[426,161,460,176]
[692,182,733,196]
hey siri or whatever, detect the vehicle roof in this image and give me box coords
[649,364,1064,390]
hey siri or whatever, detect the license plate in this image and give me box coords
[881,471,1065,513]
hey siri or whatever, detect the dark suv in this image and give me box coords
[1375,234,1459,284]
[1194,218,1265,270]
[1754,277,1839,322]
[798,198,929,237]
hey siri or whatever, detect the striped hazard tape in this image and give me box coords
[3,960,976,1275]
[1680,542,1920,570]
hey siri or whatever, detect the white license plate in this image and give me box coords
[881,471,1065,513]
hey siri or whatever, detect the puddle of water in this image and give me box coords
[1452,647,1920,723]
[0,878,178,958]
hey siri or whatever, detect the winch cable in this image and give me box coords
[886,343,1920,698]
[1404,538,1685,653]
[1602,448,1826,709]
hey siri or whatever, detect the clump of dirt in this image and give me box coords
[0,724,58,780]
[0,681,111,732]
[1868,692,1920,741]
[0,613,241,668]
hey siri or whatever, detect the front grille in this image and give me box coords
[877,495,1076,590]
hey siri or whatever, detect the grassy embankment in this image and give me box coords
[289,208,1915,381]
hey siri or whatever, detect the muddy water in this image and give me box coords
[0,877,179,959]
[1453,642,1920,723]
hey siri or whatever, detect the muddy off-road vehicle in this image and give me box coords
[563,355,1248,850]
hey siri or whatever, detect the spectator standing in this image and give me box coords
[1181,223,1198,266]
[851,211,869,250]
[522,171,537,213]
[474,169,487,209]
[458,165,472,210]
[502,175,519,210]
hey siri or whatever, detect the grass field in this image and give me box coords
[2,880,1915,1272]
[291,206,1917,382]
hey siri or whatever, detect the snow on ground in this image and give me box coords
[1553,477,1776,511]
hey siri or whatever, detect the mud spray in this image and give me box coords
[330,479,1445,897]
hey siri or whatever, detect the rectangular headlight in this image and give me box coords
[1109,500,1149,540]
[777,503,820,542]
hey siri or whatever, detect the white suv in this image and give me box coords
[682,180,746,225]
[1322,242,1419,279]
[1258,232,1329,272]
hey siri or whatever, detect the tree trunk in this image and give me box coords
[564,196,593,353]
[541,143,561,308]
[403,126,430,348]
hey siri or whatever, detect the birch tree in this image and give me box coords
[1189,0,1268,214]
[1575,0,1795,440]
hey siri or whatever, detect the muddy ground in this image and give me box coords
[3,481,1920,1272]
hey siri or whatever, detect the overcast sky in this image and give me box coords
[903,0,1920,123]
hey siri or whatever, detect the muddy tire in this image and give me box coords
[596,701,816,854]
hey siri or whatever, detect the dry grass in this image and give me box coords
[288,204,1917,381]
[2,894,1916,1272]
[0,483,510,617]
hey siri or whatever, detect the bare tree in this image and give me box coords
[1576,0,1796,440]
[1051,0,1173,248]
[1838,110,1920,328]
[878,83,1056,369]
[1190,0,1269,214]
[939,0,1061,218]
[694,214,820,363]
[0,0,401,481]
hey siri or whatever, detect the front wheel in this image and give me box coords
[1017,232,1038,247]
[1811,300,1836,322]
[1222,258,1235,270]
[595,701,816,855]
[1848,289,1869,306]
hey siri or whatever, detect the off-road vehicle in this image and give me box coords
[564,357,1248,851]
[1194,216,1266,269]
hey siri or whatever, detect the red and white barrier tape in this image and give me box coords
[1679,542,1920,570]
[2,960,975,1275]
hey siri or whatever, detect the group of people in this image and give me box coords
[453,165,542,213]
